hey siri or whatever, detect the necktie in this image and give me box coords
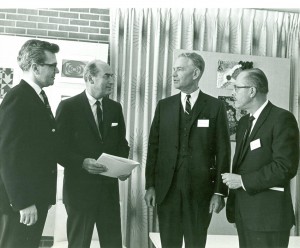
[240,115,255,153]
[96,100,104,139]
[185,94,191,116]
[40,90,55,124]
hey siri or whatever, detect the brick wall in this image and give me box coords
[0,8,110,43]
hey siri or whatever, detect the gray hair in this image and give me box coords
[178,52,205,77]
[83,60,108,82]
[17,39,59,71]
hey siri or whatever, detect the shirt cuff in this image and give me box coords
[241,177,246,191]
[214,193,224,196]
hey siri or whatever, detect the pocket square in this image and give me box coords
[111,123,118,127]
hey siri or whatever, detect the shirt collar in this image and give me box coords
[22,76,42,96]
[180,88,200,109]
[85,90,102,106]
[252,100,269,120]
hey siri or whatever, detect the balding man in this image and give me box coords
[223,68,299,248]
[56,60,130,248]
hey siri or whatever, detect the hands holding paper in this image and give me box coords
[82,158,107,174]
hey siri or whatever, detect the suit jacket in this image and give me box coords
[145,91,231,204]
[55,91,129,210]
[226,102,299,231]
[0,80,58,213]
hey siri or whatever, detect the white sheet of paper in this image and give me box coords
[250,138,261,150]
[97,153,139,178]
[197,119,209,127]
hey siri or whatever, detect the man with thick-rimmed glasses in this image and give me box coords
[223,68,299,248]
[0,39,60,248]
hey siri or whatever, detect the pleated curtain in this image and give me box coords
[110,8,300,248]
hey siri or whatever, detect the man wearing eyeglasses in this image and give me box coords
[222,68,299,248]
[0,39,60,248]
[144,52,231,248]
[56,60,130,248]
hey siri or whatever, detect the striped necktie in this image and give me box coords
[185,94,191,116]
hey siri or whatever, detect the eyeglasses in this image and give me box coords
[103,73,114,80]
[39,63,58,69]
[233,85,255,91]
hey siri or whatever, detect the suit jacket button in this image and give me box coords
[52,129,56,132]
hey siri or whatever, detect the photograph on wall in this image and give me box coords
[61,59,88,78]
[218,96,247,141]
[217,60,253,89]
[0,67,14,99]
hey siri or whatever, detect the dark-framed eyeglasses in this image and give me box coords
[39,63,58,69]
[233,85,255,91]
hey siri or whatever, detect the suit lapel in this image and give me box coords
[238,102,273,164]
[188,91,207,129]
[102,97,112,140]
[233,115,250,169]
[79,92,101,140]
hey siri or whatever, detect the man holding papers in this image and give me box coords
[222,68,299,248]
[56,60,130,248]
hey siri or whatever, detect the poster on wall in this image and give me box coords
[217,60,253,89]
[0,67,14,99]
[218,96,247,141]
[61,59,88,79]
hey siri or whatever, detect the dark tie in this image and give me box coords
[185,94,191,116]
[96,100,104,139]
[240,115,255,154]
[40,90,55,124]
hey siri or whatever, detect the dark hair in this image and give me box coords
[178,52,205,76]
[242,68,269,94]
[17,39,59,71]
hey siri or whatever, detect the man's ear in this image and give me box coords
[193,68,201,80]
[31,63,39,76]
[88,75,94,84]
[250,86,257,98]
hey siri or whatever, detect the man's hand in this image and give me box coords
[118,173,131,181]
[82,158,107,174]
[144,187,156,207]
[222,173,242,189]
[209,195,225,214]
[20,205,38,226]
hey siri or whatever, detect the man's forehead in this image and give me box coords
[97,63,112,74]
[174,56,193,67]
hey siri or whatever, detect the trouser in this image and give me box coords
[157,159,212,248]
[65,203,122,248]
[0,205,48,248]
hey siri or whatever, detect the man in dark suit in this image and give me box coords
[223,68,299,248]
[0,39,60,248]
[144,52,231,248]
[56,60,130,248]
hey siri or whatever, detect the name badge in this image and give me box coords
[197,119,209,127]
[250,138,261,151]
